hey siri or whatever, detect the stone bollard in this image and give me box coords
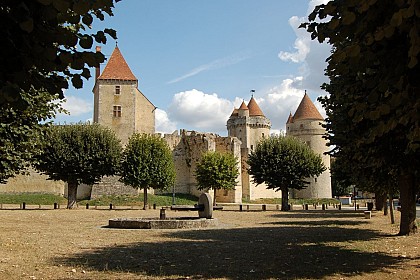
[239,204,243,211]
[160,208,166,219]
[262,204,266,211]
[109,203,113,210]
[364,211,371,219]
[54,202,58,209]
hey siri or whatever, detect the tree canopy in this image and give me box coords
[119,134,176,210]
[0,90,63,183]
[35,123,122,208]
[195,151,239,206]
[302,0,419,234]
[0,0,118,107]
[247,135,326,211]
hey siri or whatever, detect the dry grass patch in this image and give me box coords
[0,207,418,279]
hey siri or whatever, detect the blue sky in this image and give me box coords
[55,0,330,136]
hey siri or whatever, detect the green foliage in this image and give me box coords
[0,0,119,107]
[0,193,67,205]
[0,90,64,183]
[303,0,419,234]
[35,123,122,185]
[119,134,176,191]
[247,135,326,192]
[195,151,239,191]
[79,193,198,207]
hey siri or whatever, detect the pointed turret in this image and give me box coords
[247,96,264,116]
[230,108,239,117]
[239,101,249,110]
[98,46,137,81]
[293,92,323,121]
[286,112,294,124]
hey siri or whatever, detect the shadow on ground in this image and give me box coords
[56,211,403,279]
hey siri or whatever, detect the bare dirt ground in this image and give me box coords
[0,204,419,280]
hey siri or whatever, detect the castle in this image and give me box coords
[91,46,331,202]
[0,46,331,201]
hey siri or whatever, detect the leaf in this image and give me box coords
[73,1,90,14]
[390,11,403,27]
[19,19,34,33]
[82,14,93,26]
[79,35,93,49]
[342,12,356,25]
[52,0,71,12]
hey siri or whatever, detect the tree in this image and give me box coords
[34,123,122,208]
[195,151,239,206]
[119,134,176,210]
[0,90,63,183]
[302,0,419,235]
[0,0,118,108]
[247,136,326,211]
[0,0,118,182]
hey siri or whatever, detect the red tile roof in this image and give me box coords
[98,47,137,81]
[230,108,239,116]
[286,112,294,124]
[247,97,264,116]
[239,101,249,110]
[293,92,323,121]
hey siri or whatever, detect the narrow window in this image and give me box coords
[113,105,121,117]
[115,85,121,95]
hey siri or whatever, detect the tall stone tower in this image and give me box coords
[227,96,279,200]
[286,92,331,198]
[93,46,155,145]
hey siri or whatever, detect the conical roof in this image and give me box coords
[98,46,137,81]
[247,96,264,116]
[293,92,323,121]
[230,108,239,116]
[239,101,249,110]
[286,112,294,124]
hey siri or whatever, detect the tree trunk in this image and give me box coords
[143,187,148,210]
[398,174,418,235]
[67,180,78,209]
[375,192,386,211]
[281,188,289,211]
[213,188,217,206]
[389,195,395,225]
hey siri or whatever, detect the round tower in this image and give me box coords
[227,95,273,200]
[286,92,331,198]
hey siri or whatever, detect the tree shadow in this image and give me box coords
[56,225,403,279]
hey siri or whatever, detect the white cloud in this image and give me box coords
[60,96,92,116]
[155,108,177,134]
[167,89,233,134]
[168,52,252,84]
[278,16,310,63]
